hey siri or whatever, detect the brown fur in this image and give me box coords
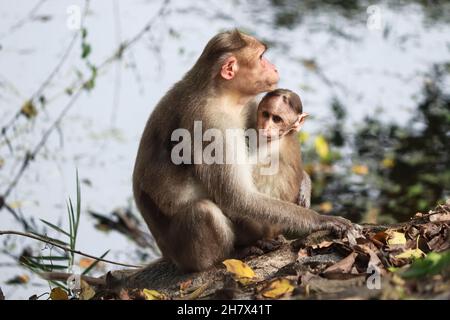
[133,30,352,272]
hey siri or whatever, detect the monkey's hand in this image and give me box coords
[316,215,354,236]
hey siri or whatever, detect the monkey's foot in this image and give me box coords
[255,236,285,253]
[234,235,286,259]
[234,246,265,259]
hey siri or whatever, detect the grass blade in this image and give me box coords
[40,219,71,238]
[29,255,69,261]
[75,169,81,236]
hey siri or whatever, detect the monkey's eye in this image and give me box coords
[262,111,270,118]
[259,54,263,60]
[272,115,282,124]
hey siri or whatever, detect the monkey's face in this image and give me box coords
[257,96,302,141]
[238,43,280,95]
[218,36,278,96]
[232,41,279,95]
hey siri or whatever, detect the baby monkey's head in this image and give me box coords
[257,88,308,141]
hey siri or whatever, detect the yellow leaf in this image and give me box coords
[19,274,29,283]
[395,248,425,260]
[314,135,329,160]
[50,287,68,300]
[143,289,166,300]
[386,231,407,245]
[79,280,96,300]
[381,158,395,168]
[6,274,29,284]
[185,283,209,300]
[352,164,369,175]
[298,131,309,144]
[237,277,255,285]
[319,201,333,213]
[222,259,255,280]
[0,157,4,168]
[21,100,38,119]
[9,201,23,209]
[261,279,294,299]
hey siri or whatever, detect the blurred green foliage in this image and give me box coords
[301,63,450,223]
[268,0,450,28]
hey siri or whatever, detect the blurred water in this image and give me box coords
[0,0,449,299]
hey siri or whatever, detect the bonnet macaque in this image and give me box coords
[133,30,353,272]
[253,88,310,206]
[234,89,311,246]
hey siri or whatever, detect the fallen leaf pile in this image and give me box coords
[9,201,449,300]
[295,202,450,282]
[84,202,450,300]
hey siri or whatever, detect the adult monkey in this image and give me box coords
[133,29,352,272]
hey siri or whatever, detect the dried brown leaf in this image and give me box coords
[323,252,358,275]
[119,289,131,300]
[179,279,193,291]
[430,213,450,222]
[79,280,96,300]
[297,248,308,260]
[312,240,334,249]
[50,287,68,300]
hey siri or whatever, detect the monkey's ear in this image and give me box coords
[220,56,238,80]
[293,113,309,132]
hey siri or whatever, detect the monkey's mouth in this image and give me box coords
[260,133,281,143]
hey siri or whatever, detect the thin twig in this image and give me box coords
[0,230,142,268]
[0,0,171,247]
[111,0,123,128]
[0,0,171,217]
[97,0,171,70]
[0,0,89,145]
[0,0,48,40]
[2,89,82,200]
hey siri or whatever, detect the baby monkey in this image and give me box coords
[236,89,311,248]
[253,88,310,208]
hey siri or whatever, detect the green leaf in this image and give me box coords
[83,78,95,91]
[20,257,52,272]
[81,43,91,59]
[407,184,423,197]
[401,251,450,279]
